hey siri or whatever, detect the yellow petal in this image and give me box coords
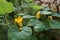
[19,27,22,31]
[14,18,17,22]
[14,16,23,27]
[36,11,41,19]
[48,16,53,20]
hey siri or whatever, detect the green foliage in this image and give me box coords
[0,0,15,14]
[0,25,8,40]
[27,19,40,26]
[32,5,42,11]
[42,7,51,11]
[1,0,60,40]
[52,13,60,17]
[41,11,52,15]
[23,15,35,19]
[8,26,32,40]
[34,22,46,32]
[49,20,60,29]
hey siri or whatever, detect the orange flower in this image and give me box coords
[14,16,23,30]
[36,11,41,19]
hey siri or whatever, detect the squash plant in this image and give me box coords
[8,0,60,40]
[0,0,14,40]
[0,0,60,40]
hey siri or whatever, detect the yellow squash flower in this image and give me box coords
[36,11,41,19]
[19,27,22,31]
[14,16,23,31]
[48,16,53,20]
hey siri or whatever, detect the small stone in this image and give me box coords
[41,3,49,7]
[35,0,40,4]
[57,0,60,5]
[41,0,54,3]
[50,3,57,12]
[41,0,47,3]
[59,6,60,13]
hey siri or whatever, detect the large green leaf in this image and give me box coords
[0,0,15,14]
[41,11,52,15]
[34,22,46,32]
[17,13,26,16]
[49,20,60,29]
[42,7,51,11]
[8,26,32,40]
[27,19,40,26]
[52,13,60,17]
[23,15,35,19]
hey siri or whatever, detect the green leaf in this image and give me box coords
[41,11,52,15]
[27,19,40,26]
[17,13,26,16]
[52,13,60,17]
[42,7,51,11]
[23,15,35,19]
[8,26,32,40]
[34,22,46,32]
[49,20,60,29]
[0,0,15,14]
